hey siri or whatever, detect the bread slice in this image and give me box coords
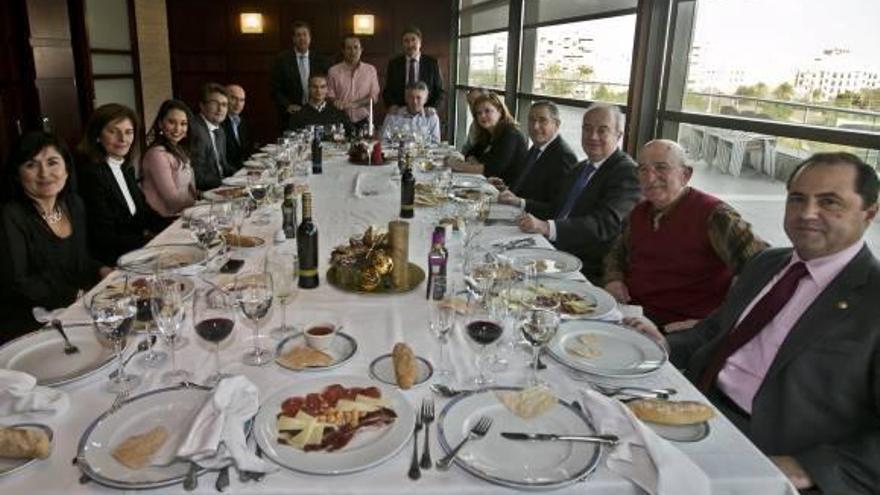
[627,399,716,425]
[111,426,169,469]
[276,345,334,369]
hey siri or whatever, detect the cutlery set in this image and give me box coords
[409,398,436,480]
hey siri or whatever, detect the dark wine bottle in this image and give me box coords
[297,192,319,288]
[311,126,323,174]
[400,162,415,219]
[426,227,447,299]
[281,183,297,239]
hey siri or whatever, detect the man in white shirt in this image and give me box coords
[381,82,440,144]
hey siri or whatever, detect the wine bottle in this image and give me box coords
[311,127,323,174]
[400,161,415,219]
[281,183,297,239]
[297,192,319,288]
[426,227,447,299]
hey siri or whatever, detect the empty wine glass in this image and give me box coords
[465,307,504,386]
[150,275,192,384]
[428,276,456,382]
[520,308,560,387]
[234,272,274,366]
[193,287,236,386]
[265,243,298,340]
[247,173,270,226]
[89,287,139,393]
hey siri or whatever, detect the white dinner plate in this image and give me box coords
[452,174,487,189]
[368,353,433,388]
[274,332,358,372]
[0,424,53,477]
[646,420,711,443]
[76,384,212,489]
[221,175,249,187]
[202,186,247,202]
[254,375,414,475]
[503,247,583,277]
[437,387,602,490]
[0,325,118,386]
[488,203,521,221]
[547,320,667,378]
[536,279,618,321]
[117,244,207,276]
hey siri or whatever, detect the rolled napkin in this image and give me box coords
[174,376,276,473]
[578,388,710,495]
[0,427,51,459]
[0,370,69,417]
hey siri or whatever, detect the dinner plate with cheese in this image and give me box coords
[547,320,667,378]
[254,375,414,475]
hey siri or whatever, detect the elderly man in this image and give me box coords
[494,100,578,207]
[380,82,440,144]
[221,83,254,170]
[603,139,767,332]
[288,74,351,133]
[327,35,380,130]
[382,26,444,113]
[516,103,640,283]
[270,21,331,130]
[627,152,880,493]
[190,82,235,191]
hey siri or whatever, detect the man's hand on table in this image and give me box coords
[498,190,523,206]
[605,280,631,303]
[517,213,549,236]
[487,177,508,192]
[770,456,815,490]
[621,317,669,351]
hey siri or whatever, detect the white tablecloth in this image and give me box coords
[2,155,796,494]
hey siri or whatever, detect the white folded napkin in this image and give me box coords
[0,370,69,417]
[354,172,396,198]
[579,388,709,495]
[174,376,276,473]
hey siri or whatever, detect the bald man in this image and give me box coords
[221,83,254,170]
[603,139,767,332]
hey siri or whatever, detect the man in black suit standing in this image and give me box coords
[270,21,331,131]
[382,26,444,113]
[221,83,253,171]
[190,83,235,191]
[516,103,641,283]
[626,152,880,494]
[493,100,578,207]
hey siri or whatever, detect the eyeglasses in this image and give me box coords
[205,99,228,108]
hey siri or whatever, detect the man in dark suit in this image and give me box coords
[494,100,578,206]
[382,26,444,112]
[515,103,641,283]
[221,83,253,170]
[270,21,331,131]
[190,82,235,191]
[627,152,880,493]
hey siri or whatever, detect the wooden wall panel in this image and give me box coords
[166,0,453,145]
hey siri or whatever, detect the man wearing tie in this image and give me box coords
[626,153,880,494]
[221,83,253,170]
[270,21,331,131]
[516,103,641,283]
[382,26,444,113]
[189,83,235,191]
[494,100,579,208]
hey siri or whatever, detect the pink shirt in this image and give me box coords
[717,240,865,412]
[327,61,380,123]
[140,146,196,217]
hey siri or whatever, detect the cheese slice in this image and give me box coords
[355,394,392,408]
[337,399,380,413]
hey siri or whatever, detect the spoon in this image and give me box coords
[109,336,156,379]
[430,384,474,398]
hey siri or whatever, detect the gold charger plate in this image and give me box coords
[327,263,426,294]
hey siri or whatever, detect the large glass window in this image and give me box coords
[459,32,509,90]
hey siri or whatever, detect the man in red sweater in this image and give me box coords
[603,139,767,332]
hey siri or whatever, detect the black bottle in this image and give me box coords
[297,192,319,288]
[400,162,415,219]
[311,126,323,174]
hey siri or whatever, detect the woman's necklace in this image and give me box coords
[40,204,63,225]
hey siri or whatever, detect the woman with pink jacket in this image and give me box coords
[141,99,198,218]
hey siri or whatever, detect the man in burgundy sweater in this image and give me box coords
[603,139,767,332]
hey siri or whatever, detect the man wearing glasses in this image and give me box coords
[190,82,235,191]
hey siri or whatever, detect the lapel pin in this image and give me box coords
[836,301,848,310]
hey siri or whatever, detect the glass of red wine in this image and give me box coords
[193,287,236,386]
[465,309,504,386]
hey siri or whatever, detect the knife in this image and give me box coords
[501,432,619,446]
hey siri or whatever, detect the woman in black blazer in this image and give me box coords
[76,103,161,266]
[454,92,527,185]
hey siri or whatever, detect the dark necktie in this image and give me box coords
[555,161,595,220]
[697,261,809,392]
[512,146,541,194]
[211,128,225,176]
[407,58,416,85]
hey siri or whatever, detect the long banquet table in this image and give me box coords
[3,152,797,494]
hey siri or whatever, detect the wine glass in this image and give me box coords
[465,307,504,386]
[247,173,270,226]
[264,243,299,340]
[190,210,218,250]
[520,308,560,387]
[428,275,456,382]
[193,287,235,386]
[89,287,139,393]
[234,272,274,366]
[150,275,192,384]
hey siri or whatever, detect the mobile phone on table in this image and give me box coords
[220,258,245,274]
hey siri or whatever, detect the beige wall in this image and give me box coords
[133,0,172,128]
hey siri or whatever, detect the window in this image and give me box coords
[459,32,508,90]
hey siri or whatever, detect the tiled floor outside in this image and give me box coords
[689,160,880,253]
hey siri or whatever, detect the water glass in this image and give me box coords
[234,272,274,366]
[520,309,560,387]
[150,275,192,384]
[264,244,299,340]
[428,276,456,382]
[89,288,139,393]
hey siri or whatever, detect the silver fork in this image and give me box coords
[408,409,423,480]
[109,389,130,413]
[51,319,80,355]
[419,398,435,470]
[436,416,493,470]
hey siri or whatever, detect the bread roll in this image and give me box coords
[111,426,169,470]
[0,427,51,459]
[392,343,417,389]
[627,399,716,425]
